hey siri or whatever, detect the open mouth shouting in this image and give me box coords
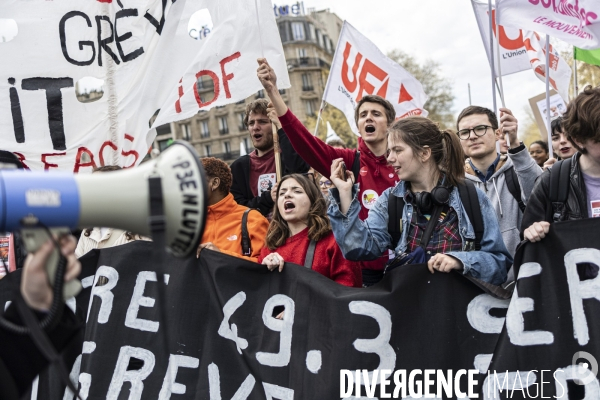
[283,201,296,212]
[365,124,376,134]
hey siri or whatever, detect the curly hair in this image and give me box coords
[265,174,331,250]
[563,85,600,154]
[243,98,269,127]
[201,157,232,194]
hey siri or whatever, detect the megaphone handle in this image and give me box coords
[20,228,82,299]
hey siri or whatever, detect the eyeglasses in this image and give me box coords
[319,180,333,187]
[457,125,492,140]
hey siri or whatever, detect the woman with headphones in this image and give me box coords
[328,117,511,285]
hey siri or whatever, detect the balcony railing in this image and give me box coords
[302,85,314,92]
[286,57,330,70]
[219,128,229,135]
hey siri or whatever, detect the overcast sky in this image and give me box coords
[301,0,555,126]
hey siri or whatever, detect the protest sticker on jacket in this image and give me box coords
[323,21,428,134]
[497,0,600,50]
[472,0,531,76]
[0,0,289,172]
[524,31,572,101]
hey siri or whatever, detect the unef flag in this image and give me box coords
[524,32,572,101]
[471,0,531,76]
[497,0,600,50]
[323,21,428,134]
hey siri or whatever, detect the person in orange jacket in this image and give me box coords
[197,157,269,262]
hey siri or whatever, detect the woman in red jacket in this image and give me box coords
[259,174,362,287]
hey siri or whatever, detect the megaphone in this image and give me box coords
[0,140,208,260]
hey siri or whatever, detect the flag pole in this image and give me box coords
[573,46,579,98]
[488,0,498,115]
[468,83,472,106]
[313,100,326,137]
[254,0,281,180]
[315,22,347,136]
[545,35,554,159]
[493,9,506,109]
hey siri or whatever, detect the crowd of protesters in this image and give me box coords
[2,60,599,291]
[2,55,600,398]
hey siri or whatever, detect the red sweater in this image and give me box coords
[258,228,362,288]
[279,109,397,271]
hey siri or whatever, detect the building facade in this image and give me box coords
[153,4,342,164]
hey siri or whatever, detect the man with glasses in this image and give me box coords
[457,106,542,280]
[230,99,309,217]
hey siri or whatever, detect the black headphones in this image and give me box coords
[414,178,451,214]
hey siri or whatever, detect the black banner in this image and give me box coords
[1,219,599,399]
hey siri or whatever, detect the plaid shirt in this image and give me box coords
[405,203,463,256]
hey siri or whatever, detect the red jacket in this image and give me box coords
[259,228,362,287]
[278,109,397,270]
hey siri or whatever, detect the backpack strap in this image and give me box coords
[504,166,526,213]
[457,180,484,251]
[388,194,405,246]
[549,158,571,203]
[241,209,252,256]
[548,157,572,222]
[304,240,317,269]
[351,151,361,181]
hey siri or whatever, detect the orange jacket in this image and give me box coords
[200,193,268,262]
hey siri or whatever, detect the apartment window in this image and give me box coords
[158,139,170,152]
[323,35,331,52]
[200,120,210,138]
[238,112,247,130]
[305,100,316,116]
[316,29,323,48]
[243,137,251,153]
[223,141,231,154]
[302,73,313,91]
[291,22,305,40]
[256,89,265,99]
[298,48,307,59]
[309,24,316,42]
[204,144,212,156]
[218,116,229,135]
[181,123,191,141]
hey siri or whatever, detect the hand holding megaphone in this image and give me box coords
[0,141,208,299]
[21,235,81,311]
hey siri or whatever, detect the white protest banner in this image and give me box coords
[496,0,600,50]
[0,0,288,172]
[471,0,531,76]
[323,21,428,134]
[524,31,572,101]
[151,0,289,128]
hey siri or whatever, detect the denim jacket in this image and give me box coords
[328,181,511,285]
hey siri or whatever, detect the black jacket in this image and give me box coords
[521,153,598,279]
[521,153,588,231]
[230,128,310,216]
[0,303,80,399]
